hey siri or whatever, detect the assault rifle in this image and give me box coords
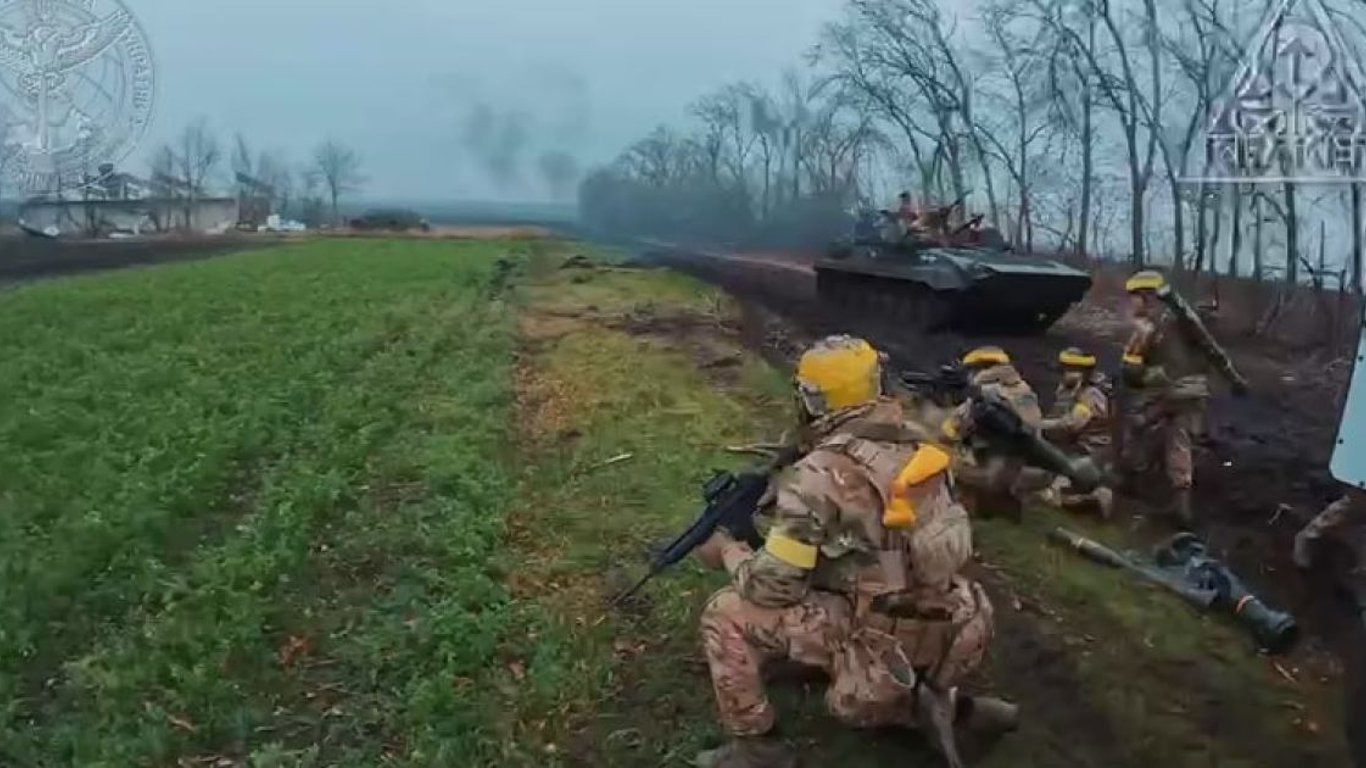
[611,445,802,606]
[899,367,1101,493]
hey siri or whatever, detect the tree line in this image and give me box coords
[145,117,366,230]
[580,0,1366,293]
[0,117,367,233]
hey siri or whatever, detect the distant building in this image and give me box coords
[18,196,241,236]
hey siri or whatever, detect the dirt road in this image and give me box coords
[0,234,294,285]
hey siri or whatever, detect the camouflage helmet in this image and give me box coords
[795,335,883,417]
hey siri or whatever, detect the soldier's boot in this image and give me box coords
[694,737,797,768]
[957,694,1021,735]
[1170,488,1194,527]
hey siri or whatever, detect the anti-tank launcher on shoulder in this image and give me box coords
[897,366,1101,494]
[816,199,1092,334]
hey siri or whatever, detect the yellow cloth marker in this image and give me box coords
[884,444,951,528]
[765,530,818,569]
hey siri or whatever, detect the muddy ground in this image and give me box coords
[0,234,297,285]
[7,232,1360,761]
[642,244,1366,764]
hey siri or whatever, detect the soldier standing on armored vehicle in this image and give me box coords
[1119,270,1248,525]
[1040,347,1115,518]
[940,346,1050,518]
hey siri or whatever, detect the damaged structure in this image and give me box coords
[17,168,243,237]
[18,196,241,237]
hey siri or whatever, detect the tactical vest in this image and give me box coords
[807,430,972,599]
[1051,379,1111,449]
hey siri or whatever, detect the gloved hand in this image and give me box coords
[1230,377,1250,397]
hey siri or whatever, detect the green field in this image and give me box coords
[0,240,518,765]
[0,237,1349,767]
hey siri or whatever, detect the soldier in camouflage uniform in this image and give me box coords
[1120,270,1247,525]
[1040,347,1115,518]
[939,346,1049,519]
[692,335,1018,768]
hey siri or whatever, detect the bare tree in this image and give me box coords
[690,83,759,198]
[231,132,253,180]
[146,143,179,232]
[173,117,221,230]
[979,0,1054,251]
[817,2,962,204]
[311,139,364,226]
[254,151,292,218]
[1032,0,1164,266]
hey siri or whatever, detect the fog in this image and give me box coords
[130,0,839,202]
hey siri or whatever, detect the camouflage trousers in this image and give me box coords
[699,578,994,737]
[1123,394,1205,490]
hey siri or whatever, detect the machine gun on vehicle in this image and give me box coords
[1050,528,1298,654]
[611,445,801,606]
[899,367,1101,494]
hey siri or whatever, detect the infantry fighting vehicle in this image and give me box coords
[814,201,1093,334]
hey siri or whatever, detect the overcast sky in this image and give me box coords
[128,0,840,202]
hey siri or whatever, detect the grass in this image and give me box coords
[0,235,1350,766]
[975,507,1347,766]
[0,239,520,766]
[497,244,1352,767]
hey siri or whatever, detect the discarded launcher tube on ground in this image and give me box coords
[1048,527,1299,655]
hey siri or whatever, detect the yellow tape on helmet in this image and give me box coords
[962,346,1010,367]
[1125,270,1166,293]
[1058,348,1097,368]
[795,335,881,412]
